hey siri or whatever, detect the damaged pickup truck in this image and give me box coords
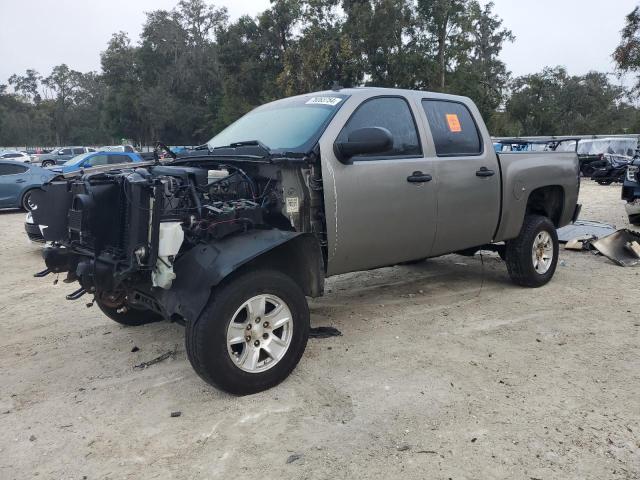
[32,88,580,395]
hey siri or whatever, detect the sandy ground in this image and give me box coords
[1,181,639,480]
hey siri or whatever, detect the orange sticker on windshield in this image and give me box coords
[446,114,462,132]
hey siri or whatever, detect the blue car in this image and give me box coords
[53,151,145,174]
[0,160,55,211]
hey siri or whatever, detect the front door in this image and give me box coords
[320,95,438,276]
[421,99,501,255]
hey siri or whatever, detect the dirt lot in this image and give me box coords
[1,181,639,480]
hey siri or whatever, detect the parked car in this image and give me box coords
[25,211,45,243]
[32,146,96,167]
[0,151,32,163]
[0,160,55,211]
[569,138,637,177]
[32,87,580,395]
[622,158,640,225]
[98,145,139,153]
[51,151,145,174]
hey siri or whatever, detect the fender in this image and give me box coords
[147,229,324,323]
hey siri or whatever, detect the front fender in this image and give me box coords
[151,229,314,323]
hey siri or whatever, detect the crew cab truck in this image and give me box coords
[32,88,580,395]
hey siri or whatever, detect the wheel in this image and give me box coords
[186,269,309,395]
[42,160,55,167]
[505,215,559,288]
[629,214,640,226]
[96,295,163,326]
[21,189,36,211]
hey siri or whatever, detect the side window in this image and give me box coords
[108,155,131,164]
[60,148,72,155]
[72,148,85,155]
[3,153,20,158]
[422,100,482,156]
[0,164,28,175]
[125,146,134,153]
[88,148,96,152]
[337,97,421,158]
[85,154,109,167]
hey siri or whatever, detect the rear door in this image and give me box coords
[421,99,501,255]
[320,94,438,275]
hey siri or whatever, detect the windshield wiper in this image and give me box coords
[212,140,271,154]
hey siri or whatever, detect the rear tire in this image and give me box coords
[96,299,163,326]
[42,160,54,168]
[186,269,309,395]
[505,215,559,288]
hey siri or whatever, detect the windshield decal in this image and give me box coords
[306,97,343,106]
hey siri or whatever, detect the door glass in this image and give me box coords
[60,148,72,155]
[72,148,85,155]
[108,155,130,164]
[337,97,421,159]
[85,155,109,167]
[422,100,482,156]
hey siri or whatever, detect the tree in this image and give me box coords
[450,1,514,123]
[614,6,640,95]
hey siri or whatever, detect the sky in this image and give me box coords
[0,0,638,86]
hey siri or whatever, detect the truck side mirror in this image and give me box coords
[334,127,393,164]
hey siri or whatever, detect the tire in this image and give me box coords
[96,299,163,326]
[21,189,36,211]
[629,214,640,226]
[186,269,309,395]
[505,215,559,288]
[41,160,55,168]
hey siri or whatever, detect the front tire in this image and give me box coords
[186,269,309,395]
[505,215,559,288]
[21,189,36,211]
[41,160,55,168]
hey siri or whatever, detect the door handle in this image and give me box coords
[407,171,433,183]
[15,179,26,183]
[476,167,495,177]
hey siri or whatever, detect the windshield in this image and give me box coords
[63,152,91,166]
[207,94,348,153]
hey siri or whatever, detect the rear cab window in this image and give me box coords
[422,100,482,157]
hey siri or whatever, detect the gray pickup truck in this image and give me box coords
[32,88,580,394]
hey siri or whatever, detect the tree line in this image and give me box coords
[1,0,639,148]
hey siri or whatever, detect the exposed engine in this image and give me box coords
[32,161,317,314]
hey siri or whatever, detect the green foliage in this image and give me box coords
[614,6,640,95]
[0,0,638,148]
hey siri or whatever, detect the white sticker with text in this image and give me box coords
[286,197,300,214]
[305,97,342,106]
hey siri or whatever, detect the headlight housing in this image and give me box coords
[628,165,639,183]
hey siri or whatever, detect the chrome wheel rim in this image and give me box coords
[25,194,37,211]
[532,230,553,274]
[226,294,293,373]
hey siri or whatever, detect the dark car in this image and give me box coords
[622,159,640,225]
[0,160,55,210]
[32,146,96,167]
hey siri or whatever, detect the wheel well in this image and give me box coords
[20,188,36,208]
[525,186,564,227]
[225,234,325,298]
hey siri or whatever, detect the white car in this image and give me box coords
[1,151,31,163]
[99,145,138,153]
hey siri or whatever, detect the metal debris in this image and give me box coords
[286,453,303,464]
[557,220,616,243]
[133,347,177,369]
[591,230,640,267]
